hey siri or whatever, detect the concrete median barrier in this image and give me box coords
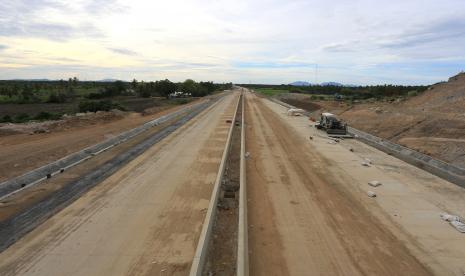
[237,92,249,276]
[189,93,241,276]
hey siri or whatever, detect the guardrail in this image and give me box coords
[268,97,465,189]
[189,92,242,276]
[237,92,249,276]
[0,100,211,200]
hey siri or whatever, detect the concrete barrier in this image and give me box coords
[348,127,465,188]
[0,100,210,199]
[189,93,241,276]
[268,97,465,189]
[237,92,249,276]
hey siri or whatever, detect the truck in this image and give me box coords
[315,112,348,136]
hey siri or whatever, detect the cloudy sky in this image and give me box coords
[1,0,465,84]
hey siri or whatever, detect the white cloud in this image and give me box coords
[0,0,465,84]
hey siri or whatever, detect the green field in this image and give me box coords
[254,88,289,96]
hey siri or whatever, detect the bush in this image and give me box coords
[407,90,418,97]
[78,100,125,112]
[138,89,151,98]
[14,113,30,123]
[48,92,67,103]
[34,111,62,121]
[87,92,106,99]
[1,115,12,123]
[173,98,190,105]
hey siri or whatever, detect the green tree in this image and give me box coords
[156,79,177,98]
[48,91,67,103]
[21,85,34,102]
[199,81,215,94]
[131,79,138,89]
[67,86,75,99]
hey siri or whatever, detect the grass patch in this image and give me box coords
[255,88,289,97]
[171,98,193,105]
[78,100,125,113]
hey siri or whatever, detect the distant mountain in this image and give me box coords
[289,81,311,86]
[7,78,53,81]
[96,78,121,82]
[320,82,343,87]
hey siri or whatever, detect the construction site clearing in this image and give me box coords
[0,86,464,275]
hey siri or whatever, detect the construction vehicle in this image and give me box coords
[315,112,349,136]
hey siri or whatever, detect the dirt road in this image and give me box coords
[245,92,435,275]
[0,92,240,276]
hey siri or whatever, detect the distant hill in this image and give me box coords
[289,81,345,87]
[289,81,311,86]
[2,78,123,82]
[320,82,343,87]
[96,79,121,82]
[6,79,53,81]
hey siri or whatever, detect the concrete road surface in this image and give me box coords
[0,92,240,276]
[245,91,465,276]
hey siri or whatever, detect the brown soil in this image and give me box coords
[0,113,174,222]
[245,92,432,276]
[279,97,321,112]
[0,100,201,182]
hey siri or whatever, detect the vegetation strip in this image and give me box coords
[0,79,232,121]
[245,83,428,101]
[0,96,224,252]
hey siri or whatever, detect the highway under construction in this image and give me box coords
[0,88,465,276]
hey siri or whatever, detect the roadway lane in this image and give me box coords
[245,91,433,276]
[0,91,240,276]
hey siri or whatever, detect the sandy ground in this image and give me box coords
[0,101,201,183]
[0,91,240,276]
[246,91,465,275]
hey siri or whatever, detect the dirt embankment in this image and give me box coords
[280,72,465,168]
[0,101,197,182]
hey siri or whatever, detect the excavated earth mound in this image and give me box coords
[281,72,465,168]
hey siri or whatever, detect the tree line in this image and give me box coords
[132,79,232,98]
[241,83,428,99]
[0,78,233,104]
